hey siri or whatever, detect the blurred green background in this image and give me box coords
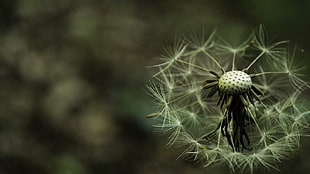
[0,0,310,173]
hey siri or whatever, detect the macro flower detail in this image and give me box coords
[147,26,310,173]
[218,71,252,95]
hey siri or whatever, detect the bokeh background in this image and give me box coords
[0,0,310,173]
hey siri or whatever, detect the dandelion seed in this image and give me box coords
[147,25,310,173]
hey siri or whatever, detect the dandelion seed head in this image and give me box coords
[218,71,252,95]
[147,25,310,173]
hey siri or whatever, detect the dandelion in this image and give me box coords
[147,25,310,173]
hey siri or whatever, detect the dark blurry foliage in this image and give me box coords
[250,0,310,26]
[0,0,309,174]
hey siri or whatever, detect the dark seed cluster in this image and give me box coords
[218,71,252,95]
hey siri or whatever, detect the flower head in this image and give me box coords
[147,25,310,173]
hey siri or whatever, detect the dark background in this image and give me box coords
[0,0,310,173]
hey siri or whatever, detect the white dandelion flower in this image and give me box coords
[147,25,310,173]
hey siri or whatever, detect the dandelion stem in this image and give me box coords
[271,40,290,48]
[167,86,203,104]
[244,51,265,71]
[202,50,225,73]
[217,128,222,148]
[246,108,267,146]
[175,59,220,77]
[250,71,289,77]
[174,80,206,88]
[232,51,236,71]
[176,59,209,72]
[152,61,174,77]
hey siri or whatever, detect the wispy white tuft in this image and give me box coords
[147,26,310,173]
